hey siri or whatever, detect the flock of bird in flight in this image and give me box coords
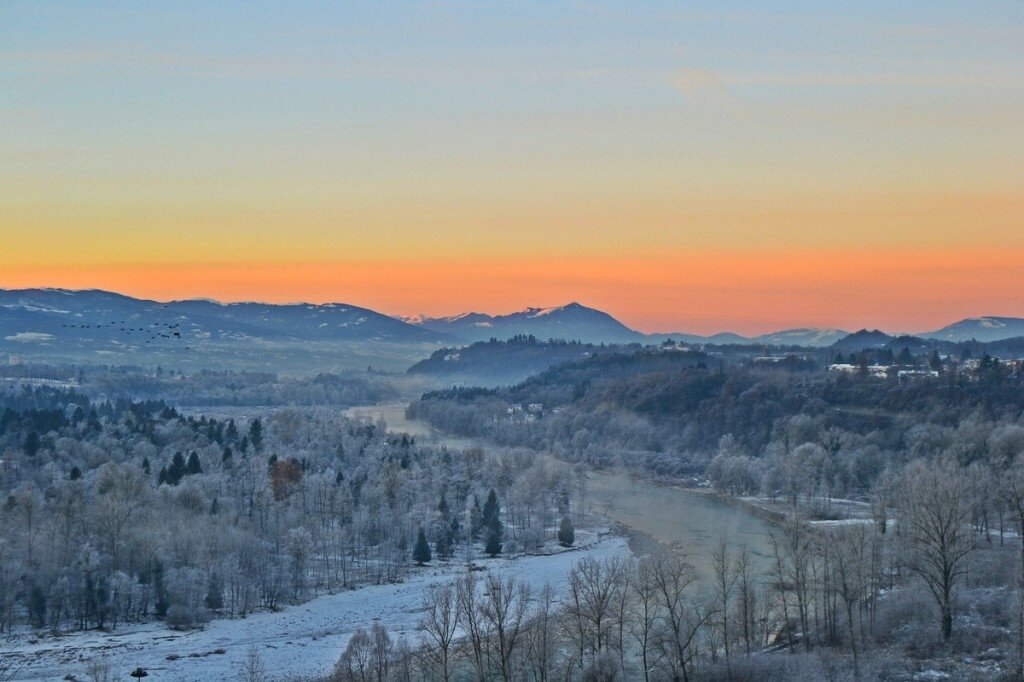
[60,317,191,350]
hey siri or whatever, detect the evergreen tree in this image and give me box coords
[558,515,575,547]
[482,489,500,528]
[248,418,263,450]
[204,573,224,611]
[435,531,451,559]
[225,418,239,443]
[166,452,187,485]
[153,561,168,618]
[449,514,461,550]
[484,521,503,557]
[24,430,40,458]
[413,528,432,566]
[469,496,483,540]
[186,451,202,475]
[481,489,503,556]
[69,466,82,481]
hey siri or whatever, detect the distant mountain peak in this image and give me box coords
[407,302,641,344]
[925,315,1024,343]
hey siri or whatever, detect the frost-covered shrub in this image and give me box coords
[874,586,940,653]
[165,603,210,630]
[965,547,1016,588]
[579,651,621,682]
[520,527,545,551]
[696,652,826,682]
[969,588,1014,629]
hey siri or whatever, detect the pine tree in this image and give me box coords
[248,418,263,450]
[449,514,461,550]
[225,418,239,443]
[435,532,450,559]
[558,515,575,547]
[24,431,40,458]
[166,452,187,485]
[485,521,503,557]
[469,496,483,540]
[186,451,202,475]
[413,529,432,566]
[481,489,503,557]
[204,573,224,611]
[153,560,168,618]
[482,489,499,528]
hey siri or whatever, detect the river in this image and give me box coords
[344,403,777,577]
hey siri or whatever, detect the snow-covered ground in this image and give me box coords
[1,531,629,682]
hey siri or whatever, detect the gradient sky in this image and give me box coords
[2,2,1023,334]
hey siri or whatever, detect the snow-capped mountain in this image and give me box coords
[403,302,645,344]
[924,317,1024,343]
[756,328,849,347]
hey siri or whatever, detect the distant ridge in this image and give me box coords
[0,288,449,371]
[4,289,1023,363]
[403,302,643,345]
[923,316,1024,343]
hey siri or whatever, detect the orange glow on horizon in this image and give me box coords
[3,247,1023,336]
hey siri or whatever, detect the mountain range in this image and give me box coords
[0,288,445,372]
[2,289,1022,371]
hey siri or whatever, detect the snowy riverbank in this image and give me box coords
[1,530,630,681]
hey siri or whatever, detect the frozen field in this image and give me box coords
[0,531,629,681]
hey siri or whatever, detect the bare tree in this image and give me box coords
[1002,457,1024,677]
[335,628,374,682]
[734,544,758,655]
[457,571,488,681]
[828,524,872,679]
[566,557,629,659]
[418,584,460,682]
[479,575,530,682]
[524,584,558,682]
[647,551,712,682]
[237,643,268,682]
[896,457,973,640]
[631,557,664,682]
[711,538,737,671]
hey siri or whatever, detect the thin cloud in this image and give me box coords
[669,66,1024,93]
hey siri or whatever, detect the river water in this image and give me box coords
[344,403,777,577]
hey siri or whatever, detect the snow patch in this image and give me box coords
[2,533,629,681]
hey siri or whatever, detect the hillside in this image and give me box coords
[0,288,447,372]
[925,316,1024,343]
[406,335,634,386]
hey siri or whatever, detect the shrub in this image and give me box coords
[165,604,211,630]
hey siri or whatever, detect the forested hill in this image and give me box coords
[406,335,639,386]
[410,346,1024,483]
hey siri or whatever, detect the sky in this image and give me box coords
[2,1,1022,334]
